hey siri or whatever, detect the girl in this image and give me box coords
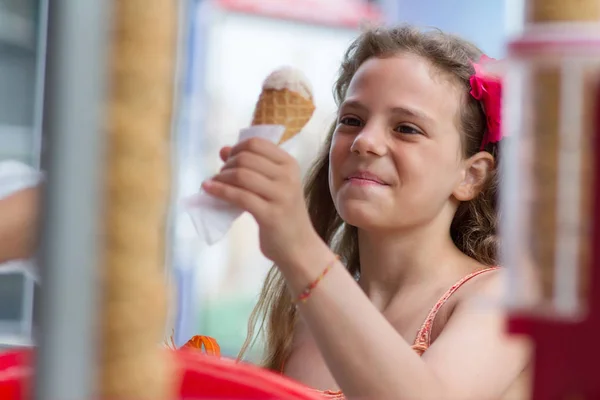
[202,25,531,399]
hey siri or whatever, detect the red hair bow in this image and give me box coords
[469,55,503,150]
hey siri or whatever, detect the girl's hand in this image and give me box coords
[202,138,320,267]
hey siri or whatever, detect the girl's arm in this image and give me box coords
[279,240,530,400]
[0,187,40,263]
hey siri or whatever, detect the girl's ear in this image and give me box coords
[453,152,494,201]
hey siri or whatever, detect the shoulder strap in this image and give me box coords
[412,267,500,354]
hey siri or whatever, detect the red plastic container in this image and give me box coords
[0,349,323,400]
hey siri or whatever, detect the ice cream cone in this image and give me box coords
[252,88,315,144]
[251,67,316,144]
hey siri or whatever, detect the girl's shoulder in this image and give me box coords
[420,265,503,345]
[449,265,505,307]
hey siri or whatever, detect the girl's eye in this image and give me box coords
[339,116,363,127]
[395,124,422,135]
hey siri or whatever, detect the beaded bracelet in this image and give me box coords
[293,255,340,305]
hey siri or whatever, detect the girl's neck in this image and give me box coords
[356,220,474,310]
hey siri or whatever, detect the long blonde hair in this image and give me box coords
[238,25,499,370]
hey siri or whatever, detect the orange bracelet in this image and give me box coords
[293,255,340,304]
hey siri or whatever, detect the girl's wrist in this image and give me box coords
[276,227,328,269]
[276,234,338,298]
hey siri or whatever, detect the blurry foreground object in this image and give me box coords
[98,0,179,399]
[165,332,221,357]
[0,348,324,400]
[502,0,600,398]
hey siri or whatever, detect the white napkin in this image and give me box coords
[182,125,286,245]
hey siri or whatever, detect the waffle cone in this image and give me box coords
[251,88,315,144]
[527,0,600,22]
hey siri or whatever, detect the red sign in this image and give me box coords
[216,0,382,29]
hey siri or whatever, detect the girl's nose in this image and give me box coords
[350,121,387,157]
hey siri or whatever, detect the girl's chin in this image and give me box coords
[337,207,384,230]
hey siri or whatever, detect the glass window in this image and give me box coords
[0,0,43,166]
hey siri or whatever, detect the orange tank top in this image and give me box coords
[301,267,501,399]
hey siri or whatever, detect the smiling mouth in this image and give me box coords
[345,173,388,186]
[346,177,387,186]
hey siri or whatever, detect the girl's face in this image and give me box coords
[328,53,473,232]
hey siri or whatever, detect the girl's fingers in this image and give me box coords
[230,137,290,165]
[220,151,280,180]
[219,146,233,163]
[209,168,279,200]
[202,179,267,217]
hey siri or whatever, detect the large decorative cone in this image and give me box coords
[100,0,178,399]
[251,67,316,144]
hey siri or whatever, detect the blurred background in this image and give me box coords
[0,0,520,360]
